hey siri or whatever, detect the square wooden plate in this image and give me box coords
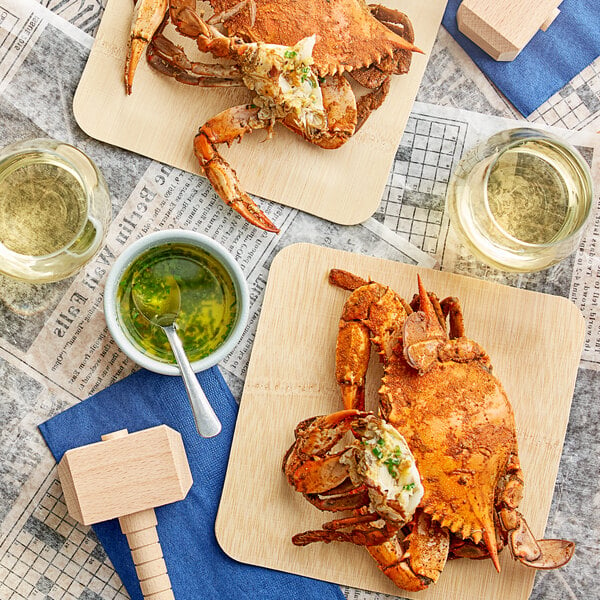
[216,243,584,600]
[73,0,447,225]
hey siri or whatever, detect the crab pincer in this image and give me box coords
[194,106,280,233]
[125,0,169,94]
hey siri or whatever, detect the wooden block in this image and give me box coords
[57,425,193,525]
[457,0,562,61]
[56,426,188,600]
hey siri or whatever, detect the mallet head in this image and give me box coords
[58,425,193,525]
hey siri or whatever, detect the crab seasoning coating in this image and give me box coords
[284,269,575,593]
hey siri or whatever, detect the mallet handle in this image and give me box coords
[119,508,175,600]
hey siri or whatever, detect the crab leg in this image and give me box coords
[497,451,575,570]
[125,0,169,93]
[193,105,280,233]
[440,296,466,339]
[147,32,244,85]
[304,480,371,512]
[207,0,255,25]
[355,78,390,132]
[369,4,418,46]
[329,269,409,409]
[292,514,399,547]
[367,511,450,592]
[126,0,245,92]
[507,518,575,570]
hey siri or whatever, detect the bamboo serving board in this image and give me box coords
[73,0,447,225]
[216,243,584,600]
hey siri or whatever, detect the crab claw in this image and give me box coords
[194,105,280,233]
[403,275,447,373]
[125,0,169,94]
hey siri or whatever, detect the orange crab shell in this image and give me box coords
[210,0,415,76]
[381,353,517,548]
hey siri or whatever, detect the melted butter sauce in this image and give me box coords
[117,243,238,364]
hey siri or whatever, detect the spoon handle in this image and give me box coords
[163,325,222,438]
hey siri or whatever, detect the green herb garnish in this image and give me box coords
[284,50,297,58]
[117,244,238,364]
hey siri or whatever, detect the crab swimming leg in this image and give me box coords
[497,450,575,570]
[194,105,280,233]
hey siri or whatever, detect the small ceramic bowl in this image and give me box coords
[104,230,249,375]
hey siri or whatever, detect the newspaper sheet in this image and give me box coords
[0,1,598,599]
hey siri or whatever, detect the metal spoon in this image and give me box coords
[131,273,222,438]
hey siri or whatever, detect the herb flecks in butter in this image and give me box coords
[117,243,238,364]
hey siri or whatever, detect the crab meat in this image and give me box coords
[283,409,422,547]
[340,417,423,524]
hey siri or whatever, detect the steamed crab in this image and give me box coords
[287,269,575,592]
[283,409,424,547]
[125,0,420,232]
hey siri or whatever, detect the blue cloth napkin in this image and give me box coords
[443,0,600,116]
[39,367,345,600]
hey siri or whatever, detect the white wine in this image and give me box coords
[0,138,111,283]
[0,151,87,256]
[486,142,584,245]
[447,130,592,272]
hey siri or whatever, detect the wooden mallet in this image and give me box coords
[457,0,562,61]
[57,425,193,600]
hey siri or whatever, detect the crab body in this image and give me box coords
[125,0,419,232]
[209,0,415,81]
